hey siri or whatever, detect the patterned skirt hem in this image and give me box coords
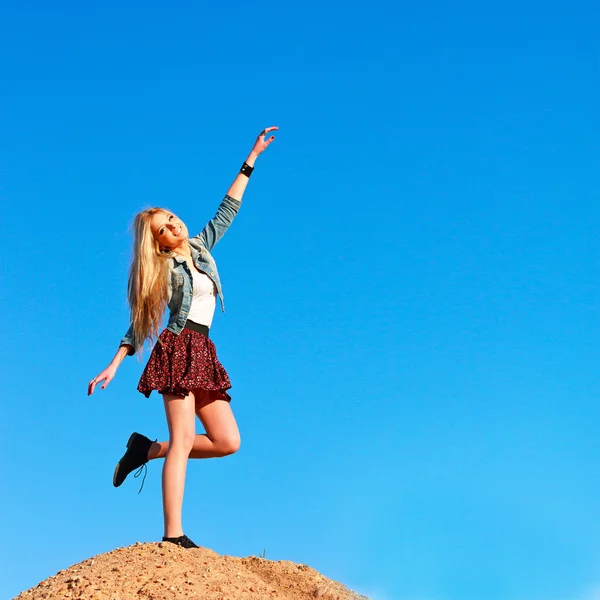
[136,328,232,402]
[137,383,231,401]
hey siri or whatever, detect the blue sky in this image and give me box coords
[1,0,599,599]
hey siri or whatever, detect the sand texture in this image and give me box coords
[15,543,368,600]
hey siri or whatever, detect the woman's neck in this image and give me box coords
[172,241,192,260]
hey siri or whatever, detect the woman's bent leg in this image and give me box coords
[194,390,240,457]
[162,391,196,538]
[148,391,240,460]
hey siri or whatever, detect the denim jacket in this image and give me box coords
[119,194,241,355]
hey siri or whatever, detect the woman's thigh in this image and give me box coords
[163,392,197,444]
[194,390,240,445]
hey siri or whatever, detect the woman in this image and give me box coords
[88,126,278,549]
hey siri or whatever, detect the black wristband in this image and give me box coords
[240,162,254,178]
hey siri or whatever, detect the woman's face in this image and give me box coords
[150,211,189,252]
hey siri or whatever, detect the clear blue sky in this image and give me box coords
[1,1,599,599]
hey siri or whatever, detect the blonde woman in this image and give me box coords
[88,127,278,549]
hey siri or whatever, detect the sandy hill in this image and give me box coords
[15,543,369,600]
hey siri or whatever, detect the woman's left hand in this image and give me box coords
[250,126,278,156]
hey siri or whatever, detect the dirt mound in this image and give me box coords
[15,543,368,600]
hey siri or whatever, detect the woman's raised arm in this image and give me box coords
[192,126,278,251]
[226,126,278,201]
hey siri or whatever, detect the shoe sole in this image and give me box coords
[113,432,139,487]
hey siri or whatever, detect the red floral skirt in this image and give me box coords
[137,328,231,402]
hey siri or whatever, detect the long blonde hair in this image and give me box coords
[128,208,172,353]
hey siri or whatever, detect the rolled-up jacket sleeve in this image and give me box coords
[119,323,137,356]
[192,194,241,251]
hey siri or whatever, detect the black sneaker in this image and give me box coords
[162,534,199,549]
[113,432,155,492]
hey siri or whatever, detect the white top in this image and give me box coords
[187,269,217,327]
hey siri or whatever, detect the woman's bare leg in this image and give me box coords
[194,390,241,457]
[161,391,196,538]
[149,391,240,460]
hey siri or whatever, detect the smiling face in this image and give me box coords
[149,210,189,253]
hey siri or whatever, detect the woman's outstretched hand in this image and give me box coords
[250,126,278,156]
[227,125,279,204]
[88,364,117,396]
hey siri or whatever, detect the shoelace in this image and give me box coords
[133,463,148,494]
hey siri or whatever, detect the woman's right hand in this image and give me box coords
[88,364,117,396]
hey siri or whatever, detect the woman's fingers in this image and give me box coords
[250,125,278,156]
[259,126,278,137]
[88,372,110,395]
[88,375,101,396]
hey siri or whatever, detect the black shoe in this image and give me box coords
[113,432,154,492]
[162,534,199,549]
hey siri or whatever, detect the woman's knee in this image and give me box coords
[217,433,241,456]
[170,431,196,453]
